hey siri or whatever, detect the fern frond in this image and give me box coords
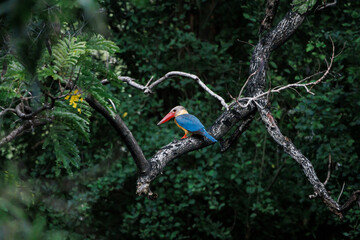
[87,35,119,54]
[53,101,90,143]
[52,38,86,77]
[43,125,81,175]
[5,61,26,82]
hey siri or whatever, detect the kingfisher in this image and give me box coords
[157,106,217,143]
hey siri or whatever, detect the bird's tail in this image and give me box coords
[200,129,217,143]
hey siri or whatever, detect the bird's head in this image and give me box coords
[157,106,188,125]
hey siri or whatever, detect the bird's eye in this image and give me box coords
[173,110,176,112]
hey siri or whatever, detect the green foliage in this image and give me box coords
[292,0,317,14]
[2,31,119,172]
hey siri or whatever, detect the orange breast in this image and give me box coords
[175,119,189,134]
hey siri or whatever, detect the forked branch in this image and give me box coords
[257,102,360,219]
[103,71,229,110]
[238,37,335,108]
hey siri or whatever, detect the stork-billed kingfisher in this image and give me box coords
[157,106,217,143]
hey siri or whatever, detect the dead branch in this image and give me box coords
[238,37,335,108]
[339,190,360,214]
[257,104,344,218]
[337,182,345,203]
[103,71,230,110]
[136,10,309,197]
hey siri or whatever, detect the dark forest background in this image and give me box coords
[0,0,359,239]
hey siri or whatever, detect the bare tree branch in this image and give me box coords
[339,190,360,214]
[85,95,150,175]
[136,9,311,197]
[337,182,345,203]
[136,102,256,196]
[102,71,230,110]
[0,108,16,117]
[0,119,52,146]
[147,71,229,110]
[257,104,344,218]
[220,112,255,152]
[238,37,335,108]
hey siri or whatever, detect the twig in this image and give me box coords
[108,98,117,112]
[323,154,332,186]
[316,1,337,11]
[238,69,260,98]
[337,182,345,203]
[145,76,154,87]
[236,37,335,108]
[267,158,287,191]
[236,39,255,47]
[115,71,229,110]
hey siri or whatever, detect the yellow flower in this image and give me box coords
[64,89,83,113]
[122,112,128,118]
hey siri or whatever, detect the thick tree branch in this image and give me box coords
[85,95,150,175]
[136,8,312,197]
[260,0,280,34]
[136,102,256,196]
[257,104,344,218]
[340,190,360,214]
[220,112,255,152]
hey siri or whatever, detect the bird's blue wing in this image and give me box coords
[175,114,205,132]
[198,129,217,143]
